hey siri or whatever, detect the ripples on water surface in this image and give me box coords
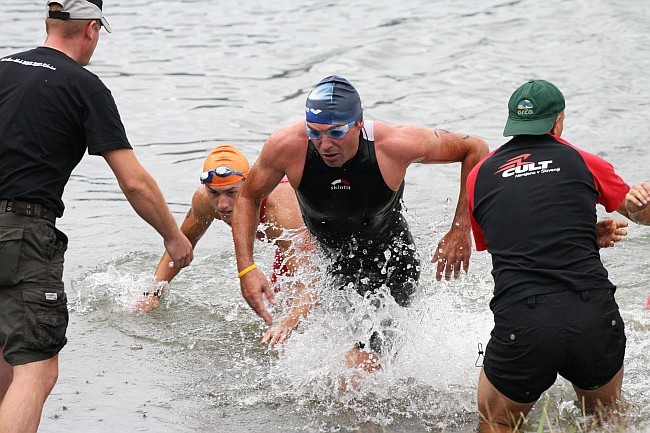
[2,0,650,431]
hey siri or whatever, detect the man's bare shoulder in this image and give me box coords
[263,181,302,228]
[258,121,307,186]
[265,121,306,152]
[373,121,432,161]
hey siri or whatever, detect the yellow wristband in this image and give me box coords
[237,264,257,278]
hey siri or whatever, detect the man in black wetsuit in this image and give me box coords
[232,75,488,369]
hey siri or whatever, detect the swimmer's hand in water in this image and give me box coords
[261,307,306,348]
[135,294,160,313]
[240,267,276,326]
[134,283,167,313]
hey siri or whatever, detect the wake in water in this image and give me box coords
[64,231,650,432]
[69,262,162,315]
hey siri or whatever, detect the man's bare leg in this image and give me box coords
[477,368,535,433]
[0,347,13,406]
[573,366,624,418]
[344,347,381,373]
[0,355,59,433]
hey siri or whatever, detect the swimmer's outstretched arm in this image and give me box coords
[260,285,318,348]
[137,189,215,313]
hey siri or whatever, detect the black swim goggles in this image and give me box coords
[200,166,246,184]
[305,120,357,140]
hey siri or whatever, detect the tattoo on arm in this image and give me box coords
[433,128,450,138]
[462,135,469,140]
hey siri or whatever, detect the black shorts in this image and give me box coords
[0,212,69,366]
[483,289,626,404]
[321,227,421,308]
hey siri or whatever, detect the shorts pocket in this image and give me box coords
[587,312,626,366]
[22,287,68,351]
[491,325,543,345]
[47,227,68,283]
[0,226,24,285]
[565,312,626,388]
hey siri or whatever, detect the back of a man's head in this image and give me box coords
[46,3,91,37]
[45,0,111,37]
[503,80,565,137]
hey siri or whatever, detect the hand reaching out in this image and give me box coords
[596,218,628,248]
[431,225,472,281]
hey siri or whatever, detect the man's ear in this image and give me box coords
[84,20,98,39]
[550,111,564,136]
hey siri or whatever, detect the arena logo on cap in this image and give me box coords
[517,99,534,116]
[307,108,323,115]
[331,179,351,190]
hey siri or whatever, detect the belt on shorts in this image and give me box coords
[0,199,56,223]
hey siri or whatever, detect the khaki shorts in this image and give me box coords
[0,212,68,366]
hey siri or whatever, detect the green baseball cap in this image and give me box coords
[503,80,565,136]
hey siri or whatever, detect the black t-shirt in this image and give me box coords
[467,135,629,312]
[0,46,132,217]
[296,121,407,248]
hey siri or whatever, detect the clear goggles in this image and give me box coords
[305,120,357,140]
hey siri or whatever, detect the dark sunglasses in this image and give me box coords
[200,166,245,184]
[305,120,357,140]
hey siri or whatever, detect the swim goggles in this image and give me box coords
[200,166,246,184]
[305,120,357,140]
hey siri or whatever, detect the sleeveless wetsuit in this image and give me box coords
[296,121,420,307]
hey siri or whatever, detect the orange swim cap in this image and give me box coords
[201,145,250,187]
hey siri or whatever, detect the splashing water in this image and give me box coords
[254,235,495,431]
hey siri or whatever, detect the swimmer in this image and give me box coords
[233,75,488,371]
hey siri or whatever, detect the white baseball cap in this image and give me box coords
[46,0,112,33]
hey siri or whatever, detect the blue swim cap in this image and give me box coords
[305,75,363,125]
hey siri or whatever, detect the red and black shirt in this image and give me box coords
[467,134,629,312]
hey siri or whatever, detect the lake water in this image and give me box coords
[2,0,650,432]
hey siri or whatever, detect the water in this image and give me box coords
[2,0,650,431]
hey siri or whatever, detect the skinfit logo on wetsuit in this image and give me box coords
[331,179,351,190]
[495,153,559,178]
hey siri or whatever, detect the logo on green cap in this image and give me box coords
[517,99,534,115]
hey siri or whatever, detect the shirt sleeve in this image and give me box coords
[573,148,629,212]
[467,163,488,251]
[84,89,132,155]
